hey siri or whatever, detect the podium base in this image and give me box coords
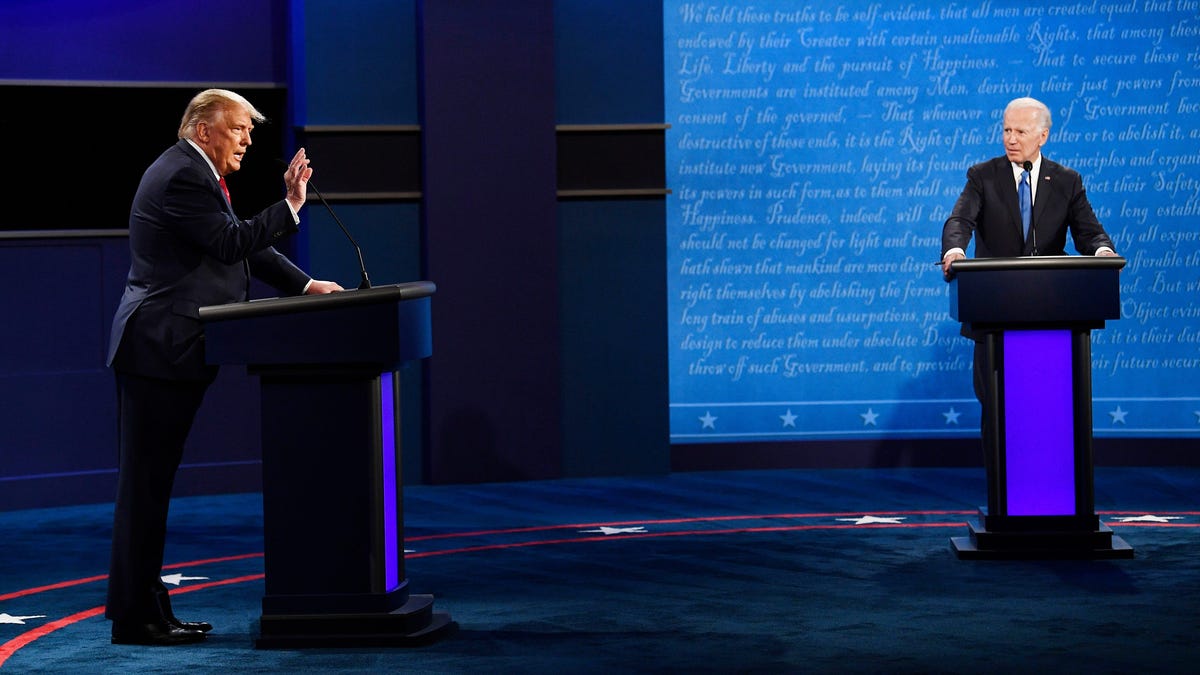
[256,594,456,649]
[951,516,1134,560]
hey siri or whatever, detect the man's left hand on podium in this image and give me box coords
[306,280,344,295]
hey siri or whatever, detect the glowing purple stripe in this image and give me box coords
[380,372,399,590]
[1003,330,1075,516]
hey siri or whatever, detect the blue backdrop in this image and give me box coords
[665,0,1200,443]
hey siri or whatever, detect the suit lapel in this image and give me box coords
[1033,160,1053,226]
[176,140,249,297]
[997,158,1024,241]
[177,139,236,218]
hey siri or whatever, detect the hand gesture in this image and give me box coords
[284,148,313,213]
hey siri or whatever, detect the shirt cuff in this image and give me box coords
[1095,247,1114,255]
[286,200,300,224]
[302,278,313,294]
[943,248,966,260]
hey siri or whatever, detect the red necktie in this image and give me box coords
[219,177,231,205]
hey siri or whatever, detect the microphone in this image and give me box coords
[1022,160,1038,256]
[278,158,371,289]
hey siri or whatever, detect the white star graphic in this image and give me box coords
[1108,406,1128,424]
[860,408,879,426]
[699,411,717,429]
[580,526,648,535]
[836,515,906,525]
[0,613,46,625]
[1111,515,1183,523]
[780,409,798,427]
[942,407,962,425]
[161,573,209,586]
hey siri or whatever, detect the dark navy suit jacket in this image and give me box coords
[108,140,310,381]
[941,155,1114,259]
[942,155,1115,343]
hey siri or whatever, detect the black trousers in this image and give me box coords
[106,372,211,623]
[973,338,996,478]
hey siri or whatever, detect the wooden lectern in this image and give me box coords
[947,256,1133,559]
[199,281,455,647]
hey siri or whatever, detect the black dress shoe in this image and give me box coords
[111,621,207,646]
[153,592,213,632]
[169,617,213,633]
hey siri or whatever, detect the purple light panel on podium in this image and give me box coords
[381,371,399,590]
[1004,331,1075,516]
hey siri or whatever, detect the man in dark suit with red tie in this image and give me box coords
[939,96,1118,471]
[105,89,342,645]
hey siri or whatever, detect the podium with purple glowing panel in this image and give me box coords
[947,256,1133,559]
[200,281,454,646]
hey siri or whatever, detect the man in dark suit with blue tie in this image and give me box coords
[941,97,1117,266]
[105,89,343,646]
[939,96,1118,473]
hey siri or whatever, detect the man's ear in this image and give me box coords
[195,121,210,143]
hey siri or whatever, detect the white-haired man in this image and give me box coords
[939,96,1117,478]
[106,89,342,645]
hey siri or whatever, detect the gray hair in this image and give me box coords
[177,89,266,140]
[1004,97,1052,131]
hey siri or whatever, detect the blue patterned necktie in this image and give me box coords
[1019,169,1031,239]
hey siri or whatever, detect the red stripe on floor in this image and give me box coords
[0,574,264,669]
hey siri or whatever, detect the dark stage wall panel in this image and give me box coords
[0,239,121,504]
[0,236,265,510]
[419,1,563,482]
[0,0,285,84]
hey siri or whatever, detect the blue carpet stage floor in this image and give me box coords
[2,467,1199,673]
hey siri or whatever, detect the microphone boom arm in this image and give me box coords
[277,157,372,289]
[307,180,372,289]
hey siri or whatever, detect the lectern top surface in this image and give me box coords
[199,280,436,322]
[951,256,1125,273]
